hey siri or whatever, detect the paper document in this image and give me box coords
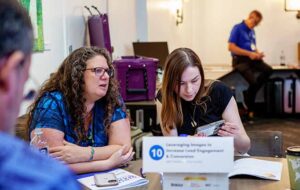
[228,158,282,180]
[78,168,149,190]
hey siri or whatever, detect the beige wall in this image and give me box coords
[20,0,300,115]
[21,0,136,115]
[147,0,300,65]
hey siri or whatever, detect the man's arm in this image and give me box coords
[228,43,263,60]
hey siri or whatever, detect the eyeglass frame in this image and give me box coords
[85,67,114,78]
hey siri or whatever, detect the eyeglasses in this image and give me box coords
[85,67,114,78]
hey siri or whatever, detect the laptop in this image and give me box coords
[133,41,169,69]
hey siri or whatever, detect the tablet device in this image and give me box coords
[195,120,225,136]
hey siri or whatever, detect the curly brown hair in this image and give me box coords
[27,47,122,143]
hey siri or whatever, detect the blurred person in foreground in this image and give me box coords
[0,0,80,189]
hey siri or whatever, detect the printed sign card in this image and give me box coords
[143,137,234,173]
[163,173,228,190]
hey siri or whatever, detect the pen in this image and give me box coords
[179,134,188,137]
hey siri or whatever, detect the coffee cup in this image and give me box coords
[286,146,300,190]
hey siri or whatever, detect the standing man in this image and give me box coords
[0,0,80,189]
[228,10,272,120]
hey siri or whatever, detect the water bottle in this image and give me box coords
[280,50,286,66]
[30,128,49,155]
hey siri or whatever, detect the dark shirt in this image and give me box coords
[0,132,80,190]
[157,81,232,135]
[29,91,127,147]
[228,20,256,56]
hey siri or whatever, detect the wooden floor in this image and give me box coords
[244,117,300,157]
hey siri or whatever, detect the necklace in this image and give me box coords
[190,104,198,128]
[84,110,95,145]
[84,111,93,129]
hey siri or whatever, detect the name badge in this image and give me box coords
[143,137,234,173]
[251,43,256,51]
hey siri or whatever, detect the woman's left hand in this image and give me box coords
[217,122,242,139]
[49,140,90,164]
[193,132,207,137]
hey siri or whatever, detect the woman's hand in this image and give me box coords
[217,122,242,139]
[193,132,207,137]
[49,140,90,164]
[108,145,135,168]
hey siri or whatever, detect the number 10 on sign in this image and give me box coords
[149,145,164,160]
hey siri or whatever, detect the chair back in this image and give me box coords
[247,131,283,157]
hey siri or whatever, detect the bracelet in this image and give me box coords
[89,146,95,161]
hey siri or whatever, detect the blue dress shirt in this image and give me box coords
[0,132,80,190]
[228,20,257,55]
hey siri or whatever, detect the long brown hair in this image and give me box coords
[161,48,205,133]
[27,47,121,143]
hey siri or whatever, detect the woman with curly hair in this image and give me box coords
[27,47,133,174]
[156,48,250,155]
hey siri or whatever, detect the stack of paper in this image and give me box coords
[78,168,149,190]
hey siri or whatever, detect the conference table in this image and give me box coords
[124,157,290,190]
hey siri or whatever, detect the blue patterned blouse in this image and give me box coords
[29,91,127,147]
